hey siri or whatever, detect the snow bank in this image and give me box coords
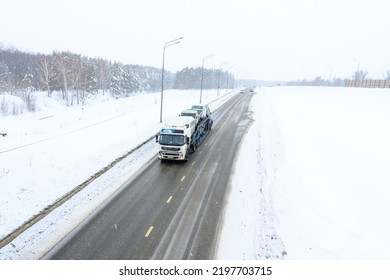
[1,94,26,116]
[216,89,285,259]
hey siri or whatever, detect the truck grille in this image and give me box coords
[162,147,180,151]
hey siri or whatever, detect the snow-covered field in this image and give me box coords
[1,86,390,260]
[218,86,390,259]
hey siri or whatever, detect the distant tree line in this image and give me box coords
[0,44,235,109]
[0,45,171,106]
[286,68,390,87]
[286,76,347,87]
[174,67,234,90]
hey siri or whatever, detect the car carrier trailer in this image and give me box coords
[156,114,213,161]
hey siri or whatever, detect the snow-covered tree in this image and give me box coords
[110,62,123,98]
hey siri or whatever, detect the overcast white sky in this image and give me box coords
[1,0,389,81]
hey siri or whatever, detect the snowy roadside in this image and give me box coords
[216,89,285,259]
[0,88,239,259]
[218,86,390,260]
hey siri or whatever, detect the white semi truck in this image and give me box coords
[156,112,213,161]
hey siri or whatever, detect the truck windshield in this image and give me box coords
[159,134,185,146]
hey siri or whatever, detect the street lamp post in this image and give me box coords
[200,54,214,104]
[160,36,183,123]
[217,61,228,96]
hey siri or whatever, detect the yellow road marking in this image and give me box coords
[145,226,154,237]
[166,195,173,204]
[181,176,186,181]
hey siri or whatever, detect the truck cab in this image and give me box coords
[157,116,195,161]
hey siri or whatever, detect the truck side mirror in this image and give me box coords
[186,137,190,144]
[155,134,159,143]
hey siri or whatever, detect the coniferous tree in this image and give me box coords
[110,62,123,98]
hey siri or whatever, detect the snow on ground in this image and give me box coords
[216,88,285,260]
[218,86,390,259]
[0,88,236,259]
[2,86,390,260]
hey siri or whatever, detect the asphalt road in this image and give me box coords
[44,91,254,260]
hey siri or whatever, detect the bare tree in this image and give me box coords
[68,54,83,106]
[0,62,9,92]
[352,70,368,81]
[37,54,55,97]
[95,58,111,95]
[55,52,70,105]
[58,53,88,106]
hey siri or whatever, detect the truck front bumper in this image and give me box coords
[158,151,186,161]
